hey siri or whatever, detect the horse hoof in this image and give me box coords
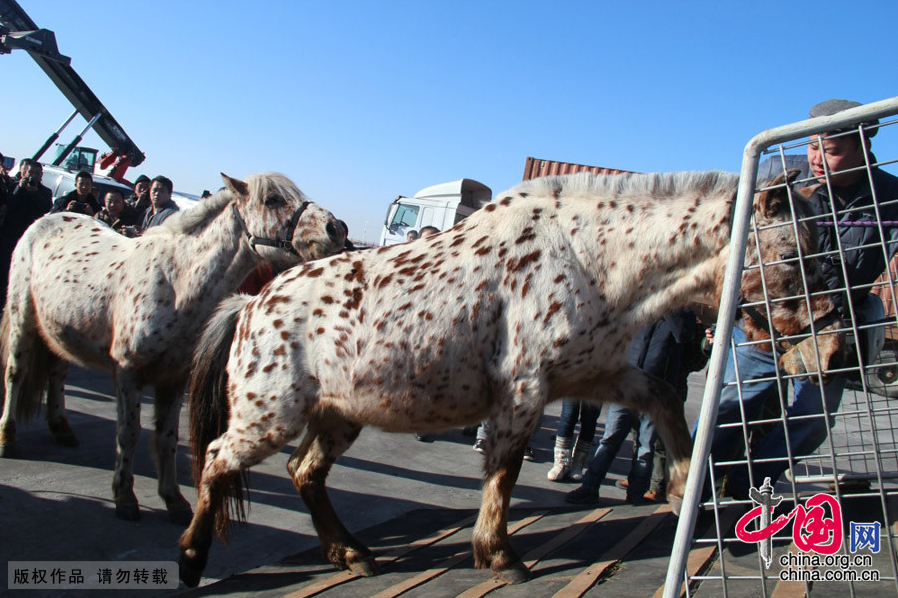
[669,495,683,517]
[54,433,79,447]
[179,549,205,588]
[495,561,530,585]
[0,444,15,459]
[50,420,79,447]
[115,503,141,521]
[168,504,194,526]
[165,495,194,526]
[348,556,379,577]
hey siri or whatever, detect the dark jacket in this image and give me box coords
[2,179,52,243]
[807,167,898,313]
[95,204,141,234]
[141,199,180,229]
[51,190,102,216]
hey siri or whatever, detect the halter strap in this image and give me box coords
[231,201,310,256]
[740,300,841,354]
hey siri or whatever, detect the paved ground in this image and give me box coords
[3,367,897,597]
[2,366,703,597]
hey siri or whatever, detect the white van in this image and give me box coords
[379,179,491,246]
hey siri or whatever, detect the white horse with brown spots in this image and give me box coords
[179,170,844,585]
[0,172,345,523]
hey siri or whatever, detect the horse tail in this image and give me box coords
[188,293,252,536]
[1,247,53,424]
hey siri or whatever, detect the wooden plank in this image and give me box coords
[370,510,550,598]
[453,507,614,598]
[279,512,478,598]
[651,506,744,598]
[771,543,811,598]
[554,505,672,598]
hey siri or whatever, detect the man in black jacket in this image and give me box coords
[704,99,898,498]
[141,175,179,229]
[50,170,101,216]
[0,159,52,309]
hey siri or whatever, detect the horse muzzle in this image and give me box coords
[778,320,847,385]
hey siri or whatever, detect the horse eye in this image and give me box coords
[779,252,798,262]
[265,195,285,207]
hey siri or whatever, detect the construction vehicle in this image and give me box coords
[0,0,144,182]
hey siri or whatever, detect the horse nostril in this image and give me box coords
[325,222,340,242]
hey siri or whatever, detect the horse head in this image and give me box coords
[222,172,346,268]
[741,169,847,382]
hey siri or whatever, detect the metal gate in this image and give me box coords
[665,96,898,598]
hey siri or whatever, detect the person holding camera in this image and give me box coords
[50,170,101,216]
[0,158,52,309]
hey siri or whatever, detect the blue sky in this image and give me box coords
[2,1,896,243]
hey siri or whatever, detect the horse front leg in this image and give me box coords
[286,409,374,575]
[153,382,192,525]
[180,425,295,587]
[45,356,77,447]
[112,369,144,520]
[471,400,541,584]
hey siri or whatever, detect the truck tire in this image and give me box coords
[865,348,898,398]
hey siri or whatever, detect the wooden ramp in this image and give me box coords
[175,501,897,598]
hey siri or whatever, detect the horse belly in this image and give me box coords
[331,362,493,433]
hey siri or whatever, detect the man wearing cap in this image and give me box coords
[702,99,898,498]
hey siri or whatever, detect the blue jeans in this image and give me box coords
[555,399,601,442]
[581,402,657,499]
[700,324,846,492]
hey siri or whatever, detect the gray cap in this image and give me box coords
[810,99,863,118]
[809,99,878,136]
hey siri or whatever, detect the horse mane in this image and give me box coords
[244,172,308,206]
[141,172,307,239]
[143,190,234,237]
[510,170,740,201]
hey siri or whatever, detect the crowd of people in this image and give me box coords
[1,96,894,507]
[0,161,181,309]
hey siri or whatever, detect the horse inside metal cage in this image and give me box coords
[666,96,898,598]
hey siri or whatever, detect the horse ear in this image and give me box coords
[755,168,801,218]
[221,173,249,199]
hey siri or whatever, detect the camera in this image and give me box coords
[25,176,37,186]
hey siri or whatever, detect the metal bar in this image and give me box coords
[51,112,101,166]
[31,108,78,161]
[663,95,898,598]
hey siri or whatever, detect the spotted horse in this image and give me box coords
[179,170,844,586]
[0,172,346,524]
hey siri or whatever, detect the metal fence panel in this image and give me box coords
[665,96,898,598]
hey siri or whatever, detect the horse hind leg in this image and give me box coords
[0,306,53,458]
[286,408,375,575]
[45,355,77,446]
[153,382,192,525]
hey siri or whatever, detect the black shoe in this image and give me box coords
[522,446,536,462]
[566,486,600,504]
[472,439,485,453]
[414,433,429,442]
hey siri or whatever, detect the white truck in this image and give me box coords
[379,178,492,246]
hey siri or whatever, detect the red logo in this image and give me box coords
[735,478,843,569]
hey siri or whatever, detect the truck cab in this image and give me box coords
[379,178,491,246]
